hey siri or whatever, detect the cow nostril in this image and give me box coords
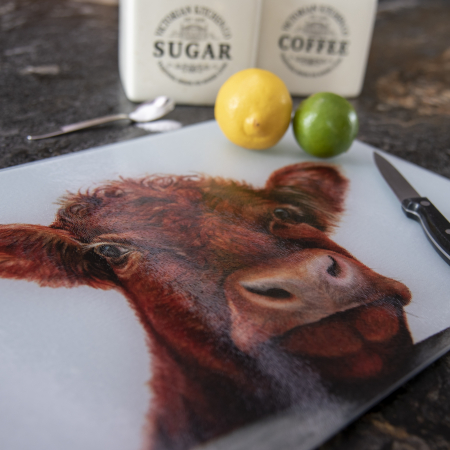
[244,286,293,300]
[327,256,341,277]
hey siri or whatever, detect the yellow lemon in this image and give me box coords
[215,68,292,150]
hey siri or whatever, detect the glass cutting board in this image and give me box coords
[1,121,450,450]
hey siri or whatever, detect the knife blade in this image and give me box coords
[373,151,450,265]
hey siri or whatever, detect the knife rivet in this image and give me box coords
[420,201,431,206]
[446,229,450,235]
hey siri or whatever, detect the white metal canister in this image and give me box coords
[119,0,262,105]
[256,0,378,97]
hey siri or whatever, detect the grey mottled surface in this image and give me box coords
[1,0,450,448]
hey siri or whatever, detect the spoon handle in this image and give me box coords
[27,113,129,140]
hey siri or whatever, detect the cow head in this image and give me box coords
[0,163,411,384]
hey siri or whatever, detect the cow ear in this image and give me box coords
[0,224,116,289]
[266,163,348,210]
[266,163,349,229]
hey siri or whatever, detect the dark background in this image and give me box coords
[1,0,450,447]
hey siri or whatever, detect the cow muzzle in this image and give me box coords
[224,249,411,353]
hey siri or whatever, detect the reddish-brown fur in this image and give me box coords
[0,163,412,450]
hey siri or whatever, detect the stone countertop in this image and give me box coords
[1,0,450,448]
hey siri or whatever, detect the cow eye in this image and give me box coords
[273,208,303,223]
[274,208,291,220]
[94,244,130,259]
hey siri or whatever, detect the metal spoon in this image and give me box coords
[27,96,175,140]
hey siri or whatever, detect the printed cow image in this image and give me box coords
[0,163,413,450]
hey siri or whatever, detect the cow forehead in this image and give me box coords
[59,178,277,220]
[54,177,283,243]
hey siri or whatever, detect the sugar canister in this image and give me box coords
[119,0,262,105]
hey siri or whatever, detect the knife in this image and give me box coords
[373,151,450,265]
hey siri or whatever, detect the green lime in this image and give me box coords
[293,92,359,158]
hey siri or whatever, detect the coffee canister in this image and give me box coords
[119,0,262,105]
[257,0,378,97]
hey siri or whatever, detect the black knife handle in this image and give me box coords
[402,197,450,265]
